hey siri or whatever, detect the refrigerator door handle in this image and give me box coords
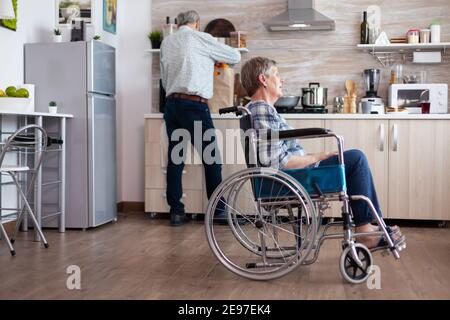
[87,95,95,226]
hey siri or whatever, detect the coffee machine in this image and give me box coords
[71,20,85,42]
[361,69,385,114]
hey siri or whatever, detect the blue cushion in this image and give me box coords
[254,165,346,198]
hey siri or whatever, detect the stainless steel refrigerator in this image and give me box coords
[25,40,117,228]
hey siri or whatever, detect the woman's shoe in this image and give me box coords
[370,234,406,252]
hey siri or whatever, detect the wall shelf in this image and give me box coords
[145,47,249,54]
[357,43,450,52]
[357,43,450,67]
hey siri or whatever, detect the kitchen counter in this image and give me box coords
[145,112,450,120]
[0,111,73,118]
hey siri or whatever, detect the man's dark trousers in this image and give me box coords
[163,97,222,215]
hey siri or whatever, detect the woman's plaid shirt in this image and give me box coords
[247,100,305,168]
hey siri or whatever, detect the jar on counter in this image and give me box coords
[390,63,403,85]
[230,31,247,48]
[407,29,420,44]
[419,29,430,43]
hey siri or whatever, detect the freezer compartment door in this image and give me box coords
[88,94,117,227]
[87,40,116,95]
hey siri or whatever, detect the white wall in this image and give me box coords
[92,0,151,202]
[1,0,152,203]
[114,0,151,203]
[0,0,55,86]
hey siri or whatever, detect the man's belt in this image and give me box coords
[169,93,208,104]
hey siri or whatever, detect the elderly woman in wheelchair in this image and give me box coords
[204,57,406,283]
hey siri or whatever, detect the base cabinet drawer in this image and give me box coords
[145,165,203,190]
[145,189,203,213]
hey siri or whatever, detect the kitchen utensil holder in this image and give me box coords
[343,96,357,113]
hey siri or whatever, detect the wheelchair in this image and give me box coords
[204,106,406,284]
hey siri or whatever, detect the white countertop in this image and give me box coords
[145,112,450,120]
[0,111,73,118]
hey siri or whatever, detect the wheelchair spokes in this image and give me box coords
[205,168,317,280]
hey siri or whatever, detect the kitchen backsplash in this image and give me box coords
[151,0,450,112]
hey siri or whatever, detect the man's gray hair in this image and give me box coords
[177,10,200,27]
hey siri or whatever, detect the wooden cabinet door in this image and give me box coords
[204,118,248,211]
[212,118,247,179]
[145,118,204,214]
[285,119,325,154]
[388,120,450,220]
[145,189,203,214]
[324,120,389,218]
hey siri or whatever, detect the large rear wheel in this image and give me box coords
[205,168,317,281]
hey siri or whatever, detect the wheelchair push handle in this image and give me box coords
[219,106,242,115]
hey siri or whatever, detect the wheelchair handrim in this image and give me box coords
[205,168,317,281]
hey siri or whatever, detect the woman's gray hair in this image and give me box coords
[241,57,277,97]
[177,10,200,27]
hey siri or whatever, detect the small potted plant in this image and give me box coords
[148,30,162,49]
[48,101,58,114]
[93,35,101,40]
[54,28,62,42]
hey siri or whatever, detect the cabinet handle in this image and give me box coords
[392,124,398,152]
[379,123,385,152]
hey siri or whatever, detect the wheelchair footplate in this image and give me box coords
[371,234,407,254]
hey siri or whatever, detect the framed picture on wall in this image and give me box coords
[103,0,116,34]
[56,0,92,26]
[0,0,17,31]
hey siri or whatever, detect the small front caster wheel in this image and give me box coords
[339,243,373,284]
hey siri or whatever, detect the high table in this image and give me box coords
[0,111,73,241]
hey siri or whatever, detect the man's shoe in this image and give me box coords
[213,211,229,225]
[170,213,191,226]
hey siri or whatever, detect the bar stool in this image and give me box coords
[0,124,49,256]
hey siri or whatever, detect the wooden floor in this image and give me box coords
[1,213,449,300]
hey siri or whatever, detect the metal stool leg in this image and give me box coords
[0,223,16,256]
[10,206,26,244]
[10,173,48,248]
[11,170,39,244]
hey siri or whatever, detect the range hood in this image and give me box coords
[264,0,335,31]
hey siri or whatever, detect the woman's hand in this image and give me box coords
[284,151,338,169]
[316,151,338,162]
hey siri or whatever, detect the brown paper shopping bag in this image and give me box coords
[208,63,235,113]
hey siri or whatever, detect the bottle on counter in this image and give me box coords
[162,16,177,39]
[360,11,369,44]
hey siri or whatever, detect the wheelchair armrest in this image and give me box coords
[264,128,332,141]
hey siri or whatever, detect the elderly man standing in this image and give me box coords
[160,10,241,226]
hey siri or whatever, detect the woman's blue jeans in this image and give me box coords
[318,149,381,226]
